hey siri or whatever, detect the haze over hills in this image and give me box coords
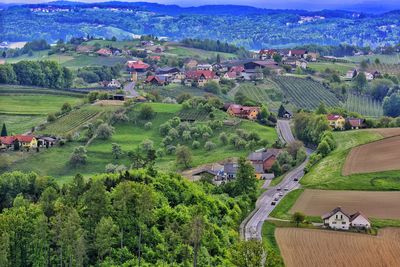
[0,1,400,48]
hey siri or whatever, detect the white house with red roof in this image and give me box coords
[0,135,38,150]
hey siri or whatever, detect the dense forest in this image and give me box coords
[0,164,264,266]
[1,4,400,48]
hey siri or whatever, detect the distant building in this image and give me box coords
[96,48,112,56]
[126,60,150,72]
[327,114,345,130]
[248,149,281,179]
[227,104,260,120]
[346,118,365,130]
[184,70,219,87]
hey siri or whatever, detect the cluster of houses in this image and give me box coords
[327,114,365,130]
[125,58,302,87]
[0,135,57,151]
[345,68,381,81]
[192,148,280,184]
[322,207,371,230]
[257,48,318,67]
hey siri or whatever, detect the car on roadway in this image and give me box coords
[274,197,279,201]
[277,187,281,191]
[284,187,289,191]
[271,201,276,205]
[279,192,284,197]
[294,178,299,181]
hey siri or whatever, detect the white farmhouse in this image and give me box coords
[322,207,350,230]
[322,207,371,230]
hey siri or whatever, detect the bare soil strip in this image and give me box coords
[343,135,400,175]
[276,228,400,267]
[290,189,400,219]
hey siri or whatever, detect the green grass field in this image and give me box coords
[166,45,237,60]
[0,95,83,115]
[344,54,400,64]
[301,130,400,190]
[0,115,45,134]
[308,62,356,75]
[61,55,127,69]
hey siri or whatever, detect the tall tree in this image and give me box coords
[188,214,204,267]
[234,157,256,195]
[1,123,7,137]
[95,216,119,261]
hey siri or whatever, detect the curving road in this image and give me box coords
[240,119,312,240]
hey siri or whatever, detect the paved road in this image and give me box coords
[277,119,295,143]
[241,119,312,240]
[124,82,139,97]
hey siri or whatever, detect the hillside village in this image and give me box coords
[1,23,400,267]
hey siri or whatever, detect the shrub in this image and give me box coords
[138,104,155,120]
[70,146,87,166]
[204,141,216,151]
[144,122,152,130]
[192,140,201,149]
[140,139,154,153]
[47,113,56,122]
[219,132,228,145]
[96,123,114,140]
[166,145,176,155]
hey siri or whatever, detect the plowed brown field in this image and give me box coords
[290,189,400,219]
[276,228,400,267]
[343,135,400,175]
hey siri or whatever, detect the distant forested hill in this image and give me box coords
[1,2,400,49]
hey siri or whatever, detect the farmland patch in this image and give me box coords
[291,189,400,220]
[272,76,340,110]
[343,135,400,175]
[276,228,400,267]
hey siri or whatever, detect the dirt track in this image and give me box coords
[290,189,400,219]
[276,228,400,267]
[343,135,400,175]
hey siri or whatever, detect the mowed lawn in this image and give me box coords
[0,95,83,115]
[301,130,400,190]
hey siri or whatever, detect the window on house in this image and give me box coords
[332,222,336,224]
[342,222,346,224]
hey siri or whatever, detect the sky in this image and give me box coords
[2,0,400,11]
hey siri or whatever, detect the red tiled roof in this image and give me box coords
[126,60,150,70]
[185,70,217,80]
[0,135,34,145]
[228,104,260,115]
[145,75,162,84]
[327,114,342,121]
[224,71,237,78]
[96,48,112,56]
[230,65,245,73]
[290,49,307,55]
[259,49,277,55]
[149,55,161,61]
[0,136,15,145]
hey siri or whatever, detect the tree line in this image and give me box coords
[0,61,73,88]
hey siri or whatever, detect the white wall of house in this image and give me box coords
[325,211,350,230]
[351,216,371,229]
